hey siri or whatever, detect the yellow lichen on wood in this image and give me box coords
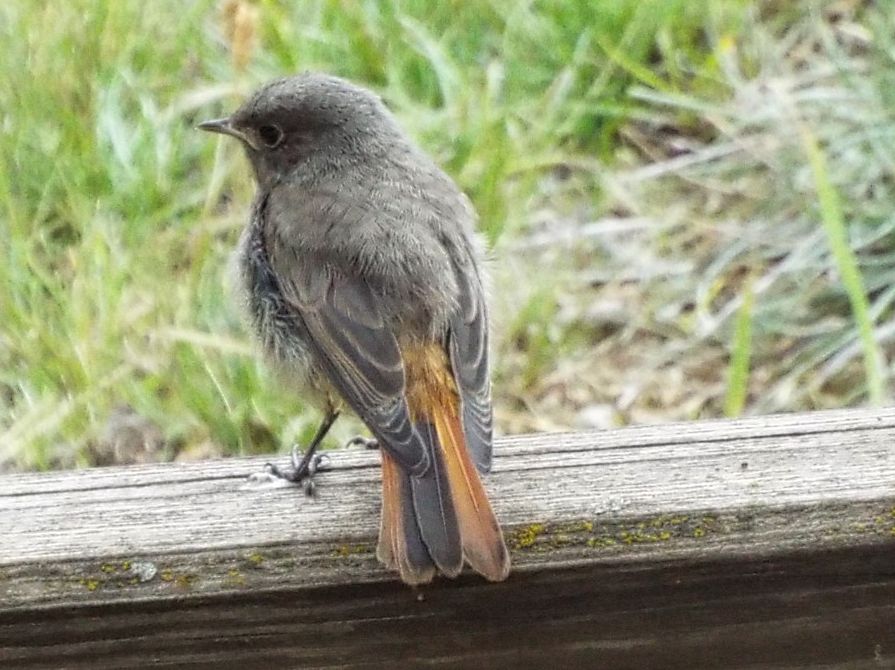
[335,544,371,558]
[504,513,724,554]
[512,523,546,550]
[80,578,100,591]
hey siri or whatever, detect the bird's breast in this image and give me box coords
[237,216,317,385]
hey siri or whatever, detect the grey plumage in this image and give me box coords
[199,72,505,583]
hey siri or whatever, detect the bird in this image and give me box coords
[198,73,510,584]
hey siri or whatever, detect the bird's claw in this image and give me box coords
[345,436,379,450]
[248,447,330,495]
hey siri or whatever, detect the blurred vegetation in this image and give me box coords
[1,0,892,470]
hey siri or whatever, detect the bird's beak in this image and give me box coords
[197,117,254,148]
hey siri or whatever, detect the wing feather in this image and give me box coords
[447,258,494,473]
[276,259,429,475]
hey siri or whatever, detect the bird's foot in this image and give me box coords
[247,445,331,496]
[345,436,379,450]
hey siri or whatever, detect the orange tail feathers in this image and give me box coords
[377,412,510,584]
[378,450,437,585]
[377,343,510,584]
[432,402,510,582]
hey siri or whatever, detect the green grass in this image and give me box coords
[724,279,753,418]
[801,127,887,405]
[2,0,893,469]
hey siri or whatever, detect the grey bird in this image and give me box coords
[198,73,510,584]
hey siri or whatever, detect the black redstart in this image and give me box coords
[198,73,510,584]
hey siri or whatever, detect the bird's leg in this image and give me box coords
[249,411,340,494]
[344,435,379,450]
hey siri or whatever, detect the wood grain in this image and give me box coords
[2,407,894,668]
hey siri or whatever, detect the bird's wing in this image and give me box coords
[273,254,429,476]
[447,256,494,473]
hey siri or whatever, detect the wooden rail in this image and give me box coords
[2,407,894,668]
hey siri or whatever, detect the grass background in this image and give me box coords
[1,0,892,470]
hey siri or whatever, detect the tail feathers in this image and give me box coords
[377,407,510,584]
[433,406,510,582]
[410,422,463,577]
[378,451,436,585]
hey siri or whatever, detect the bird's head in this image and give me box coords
[199,73,401,188]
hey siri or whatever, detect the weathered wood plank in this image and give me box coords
[2,546,893,669]
[1,407,894,668]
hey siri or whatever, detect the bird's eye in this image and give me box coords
[257,124,283,148]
